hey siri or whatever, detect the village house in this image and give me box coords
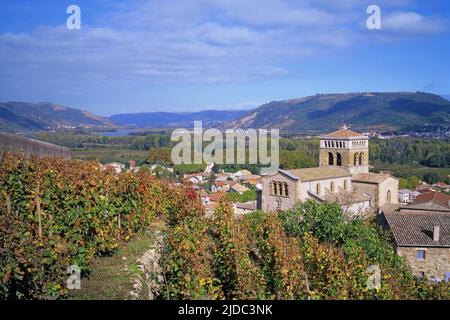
[379,210,450,282]
[204,163,214,175]
[259,127,399,216]
[233,201,256,215]
[240,174,260,181]
[128,160,136,170]
[215,173,233,183]
[398,189,421,205]
[210,181,230,193]
[410,191,450,212]
[102,162,125,174]
[244,177,263,190]
[204,192,227,217]
[229,182,250,194]
[184,173,205,185]
[198,189,210,206]
[149,164,173,173]
[234,169,253,179]
[433,182,450,193]
[127,160,140,173]
[398,189,412,204]
[416,184,434,194]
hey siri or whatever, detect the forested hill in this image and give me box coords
[0,101,114,132]
[3,92,450,133]
[226,92,450,133]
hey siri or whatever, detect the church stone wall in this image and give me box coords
[378,177,399,206]
[261,173,298,212]
[299,176,351,200]
[353,177,399,209]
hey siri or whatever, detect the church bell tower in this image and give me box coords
[319,126,369,175]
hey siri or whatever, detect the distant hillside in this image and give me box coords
[110,110,249,128]
[4,93,450,133]
[226,92,450,133]
[0,102,114,133]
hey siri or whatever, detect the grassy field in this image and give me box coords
[373,163,450,179]
[71,148,149,164]
[69,219,166,300]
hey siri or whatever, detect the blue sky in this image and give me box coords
[0,0,449,116]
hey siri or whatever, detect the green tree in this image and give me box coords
[423,172,440,184]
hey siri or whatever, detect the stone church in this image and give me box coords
[258,127,399,216]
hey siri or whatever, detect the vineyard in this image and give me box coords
[0,153,198,299]
[1,154,449,300]
[162,200,450,300]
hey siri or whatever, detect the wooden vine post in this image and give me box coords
[36,187,42,239]
[6,194,12,215]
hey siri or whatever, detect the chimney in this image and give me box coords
[433,225,440,242]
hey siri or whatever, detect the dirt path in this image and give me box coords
[69,219,166,300]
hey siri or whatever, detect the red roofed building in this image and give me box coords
[411,191,450,211]
[208,192,226,203]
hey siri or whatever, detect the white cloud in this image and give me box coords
[211,0,338,27]
[383,11,446,34]
[0,0,447,94]
[194,22,267,46]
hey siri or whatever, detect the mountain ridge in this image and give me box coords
[1,92,450,133]
[0,101,114,132]
[226,92,450,133]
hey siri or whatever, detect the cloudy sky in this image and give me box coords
[0,0,449,115]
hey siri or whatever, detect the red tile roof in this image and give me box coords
[384,212,450,247]
[352,173,393,184]
[413,191,450,208]
[323,128,367,139]
[434,182,450,188]
[198,189,209,198]
[235,202,256,210]
[209,192,227,203]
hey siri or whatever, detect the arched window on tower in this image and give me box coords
[316,183,321,195]
[283,183,289,197]
[344,180,348,191]
[386,190,392,204]
[330,181,335,193]
[270,182,275,195]
[336,153,342,166]
[328,152,334,166]
[359,152,364,166]
[354,153,359,166]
